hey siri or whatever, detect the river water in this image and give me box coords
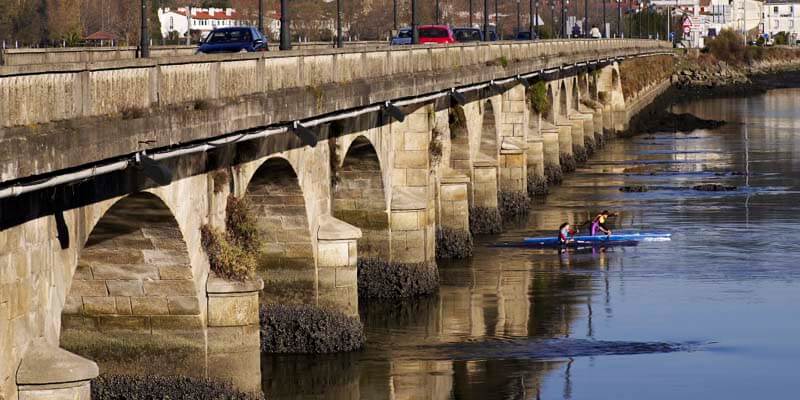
[263,88,800,399]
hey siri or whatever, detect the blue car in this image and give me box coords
[197,27,268,54]
[390,28,413,45]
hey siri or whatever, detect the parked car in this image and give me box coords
[453,27,484,42]
[514,31,538,40]
[418,25,456,44]
[196,27,267,54]
[390,28,413,45]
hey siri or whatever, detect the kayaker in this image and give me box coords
[558,222,577,245]
[591,210,615,236]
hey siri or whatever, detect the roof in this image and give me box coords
[84,31,117,41]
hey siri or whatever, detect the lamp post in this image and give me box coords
[336,0,343,47]
[495,0,500,39]
[530,0,536,36]
[617,0,622,37]
[585,0,589,37]
[484,0,491,40]
[517,0,522,35]
[280,0,290,50]
[603,0,607,37]
[258,0,264,34]
[412,0,419,44]
[470,0,474,26]
[534,0,540,37]
[436,0,440,24]
[140,0,149,58]
[394,0,398,30]
[550,1,557,37]
[562,0,569,37]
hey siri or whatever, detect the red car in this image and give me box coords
[418,25,456,44]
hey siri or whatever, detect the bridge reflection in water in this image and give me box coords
[262,241,612,400]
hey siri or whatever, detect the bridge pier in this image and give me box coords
[16,340,98,400]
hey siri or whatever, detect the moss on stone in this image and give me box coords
[92,375,263,400]
[357,258,439,299]
[260,304,364,354]
[560,153,577,173]
[499,190,532,220]
[544,162,563,185]
[594,133,606,149]
[469,206,503,235]
[436,227,473,259]
[527,171,549,197]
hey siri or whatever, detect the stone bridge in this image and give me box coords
[0,39,672,399]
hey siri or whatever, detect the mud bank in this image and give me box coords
[260,304,365,354]
[357,258,439,298]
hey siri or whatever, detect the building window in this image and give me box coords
[775,19,780,28]
[790,20,795,28]
[774,6,779,13]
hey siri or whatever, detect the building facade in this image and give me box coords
[158,7,256,40]
[762,1,800,38]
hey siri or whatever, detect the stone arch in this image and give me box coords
[61,192,201,336]
[612,68,621,91]
[559,81,568,118]
[449,105,471,172]
[244,157,315,305]
[333,135,389,258]
[479,99,499,158]
[572,77,580,110]
[545,84,555,124]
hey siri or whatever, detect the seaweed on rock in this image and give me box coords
[260,304,365,354]
[544,162,563,185]
[92,375,263,400]
[572,145,588,164]
[527,171,549,197]
[499,191,532,220]
[436,227,474,259]
[560,153,577,173]
[357,258,439,298]
[469,206,503,235]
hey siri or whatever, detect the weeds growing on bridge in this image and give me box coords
[201,195,261,281]
[528,81,550,116]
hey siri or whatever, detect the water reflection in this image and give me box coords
[266,89,800,399]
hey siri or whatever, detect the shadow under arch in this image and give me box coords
[60,191,205,377]
[559,81,569,118]
[545,84,556,124]
[244,157,315,306]
[479,99,499,159]
[449,105,471,173]
[333,135,389,259]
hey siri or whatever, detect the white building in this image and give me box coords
[708,0,763,35]
[762,0,800,38]
[158,7,255,40]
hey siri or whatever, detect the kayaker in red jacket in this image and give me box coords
[558,222,577,245]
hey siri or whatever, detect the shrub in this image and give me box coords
[201,225,256,281]
[226,195,260,252]
[200,195,260,281]
[528,81,550,116]
[706,29,746,65]
[92,375,263,400]
[429,128,444,167]
[260,304,365,353]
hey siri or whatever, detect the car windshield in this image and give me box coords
[398,30,412,38]
[419,28,448,38]
[206,29,252,44]
[454,30,481,41]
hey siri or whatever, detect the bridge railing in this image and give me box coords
[0,39,670,130]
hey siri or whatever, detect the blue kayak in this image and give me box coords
[497,230,672,248]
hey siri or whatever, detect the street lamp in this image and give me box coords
[436,0,440,24]
[140,0,149,58]
[495,0,500,39]
[484,0,491,40]
[323,0,343,48]
[412,0,419,44]
[517,0,522,35]
[470,0,474,27]
[530,0,536,36]
[603,0,607,37]
[562,0,569,38]
[617,0,622,37]
[280,0,290,50]
[585,0,590,37]
[550,1,557,37]
[534,0,540,37]
[394,0,398,30]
